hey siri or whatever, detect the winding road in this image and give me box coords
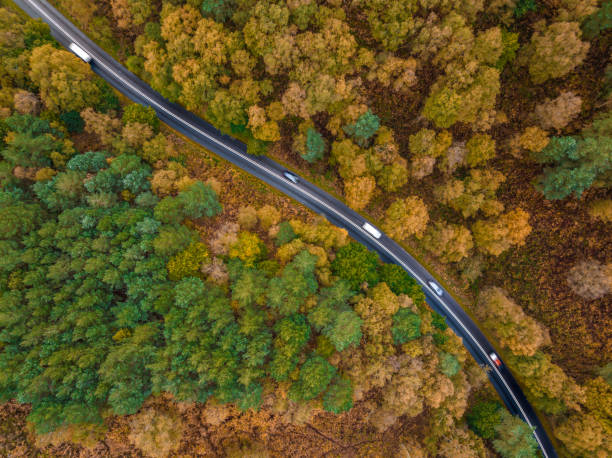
[14,0,557,455]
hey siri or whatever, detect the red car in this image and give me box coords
[489,352,502,367]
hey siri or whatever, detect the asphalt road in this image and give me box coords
[15,0,557,455]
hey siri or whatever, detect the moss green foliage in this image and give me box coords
[331,242,380,290]
[275,221,296,246]
[67,151,109,172]
[533,114,612,199]
[166,241,208,281]
[431,311,448,330]
[379,264,425,303]
[289,355,337,402]
[60,110,85,134]
[268,250,318,315]
[582,1,612,39]
[493,410,538,458]
[323,377,353,413]
[309,281,362,351]
[497,30,519,70]
[514,0,537,18]
[467,400,503,440]
[122,103,160,131]
[1,114,68,168]
[154,181,222,224]
[438,351,461,377]
[269,314,311,381]
[391,308,421,344]
[302,128,326,163]
[343,110,380,146]
[201,0,236,23]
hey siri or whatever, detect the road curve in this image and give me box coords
[15,0,557,455]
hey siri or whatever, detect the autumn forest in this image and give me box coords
[0,0,610,456]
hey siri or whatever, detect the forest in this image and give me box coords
[0,0,611,456]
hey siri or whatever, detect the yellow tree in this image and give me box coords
[423,221,473,263]
[521,21,589,84]
[476,287,550,356]
[29,45,100,112]
[344,175,376,210]
[383,196,429,241]
[472,208,532,256]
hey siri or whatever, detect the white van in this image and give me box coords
[69,43,92,63]
[362,222,381,239]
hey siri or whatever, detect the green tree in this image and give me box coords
[323,377,353,413]
[269,314,311,381]
[493,410,538,458]
[391,308,421,344]
[301,127,326,163]
[331,242,380,290]
[532,114,612,199]
[289,355,337,402]
[268,250,318,316]
[582,1,612,39]
[275,221,296,246]
[201,0,236,23]
[343,110,380,146]
[1,114,66,168]
[122,103,160,131]
[60,110,85,133]
[438,352,461,377]
[379,264,425,304]
[466,400,503,440]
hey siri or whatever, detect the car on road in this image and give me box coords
[362,222,382,239]
[283,171,299,184]
[428,281,444,296]
[490,352,502,367]
[69,43,92,63]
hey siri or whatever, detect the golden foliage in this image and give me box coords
[229,231,265,267]
[80,108,122,147]
[423,221,473,263]
[128,407,184,458]
[257,205,281,230]
[472,208,532,256]
[383,196,429,240]
[534,91,582,131]
[167,241,209,281]
[29,45,99,112]
[344,175,376,210]
[477,287,551,356]
[588,199,612,223]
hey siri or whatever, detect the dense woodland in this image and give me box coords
[0,0,611,456]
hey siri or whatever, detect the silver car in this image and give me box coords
[428,281,443,297]
[283,171,299,184]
